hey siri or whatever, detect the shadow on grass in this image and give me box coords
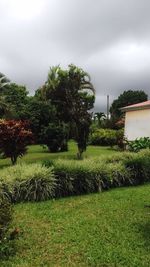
[136,220,150,249]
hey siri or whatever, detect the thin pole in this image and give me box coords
[107,95,109,120]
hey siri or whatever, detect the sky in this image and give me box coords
[0,0,150,112]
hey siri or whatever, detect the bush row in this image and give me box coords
[0,149,150,204]
[0,186,12,257]
[89,128,124,148]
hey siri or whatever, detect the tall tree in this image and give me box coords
[94,112,106,127]
[41,64,95,158]
[21,97,56,142]
[0,73,11,118]
[3,83,29,119]
[110,90,148,119]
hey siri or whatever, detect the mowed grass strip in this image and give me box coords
[0,141,118,168]
[1,184,150,267]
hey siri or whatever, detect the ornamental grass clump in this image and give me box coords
[53,159,107,197]
[0,164,56,202]
[0,186,12,242]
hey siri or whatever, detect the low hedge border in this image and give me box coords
[0,149,150,204]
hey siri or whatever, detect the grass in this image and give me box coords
[0,141,118,169]
[1,184,150,267]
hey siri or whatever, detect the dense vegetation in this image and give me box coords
[0,69,150,266]
[0,147,150,203]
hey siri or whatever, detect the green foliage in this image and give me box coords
[52,149,150,197]
[94,112,106,127]
[0,73,10,90]
[127,137,150,152]
[2,83,29,119]
[0,164,56,202]
[0,73,11,118]
[53,157,133,197]
[40,64,95,158]
[21,97,56,141]
[0,120,33,165]
[110,90,148,119]
[90,128,124,148]
[124,149,150,184]
[0,187,12,241]
[90,128,117,146]
[1,184,149,267]
[0,147,150,203]
[41,123,69,152]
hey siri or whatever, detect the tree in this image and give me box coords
[3,83,29,119]
[0,120,33,164]
[110,90,148,119]
[41,64,95,158]
[94,112,106,127]
[41,123,69,152]
[0,73,11,118]
[0,73,9,89]
[21,97,56,142]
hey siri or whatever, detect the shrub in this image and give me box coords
[127,137,150,152]
[106,162,133,187]
[0,187,12,241]
[124,149,150,184]
[89,128,117,146]
[53,159,107,197]
[0,120,33,164]
[41,123,69,153]
[116,129,125,149]
[0,164,56,202]
[53,158,133,197]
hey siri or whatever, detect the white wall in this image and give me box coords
[125,108,150,140]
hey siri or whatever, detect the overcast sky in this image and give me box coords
[0,0,150,112]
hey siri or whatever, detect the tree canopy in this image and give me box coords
[110,90,148,118]
[40,64,95,157]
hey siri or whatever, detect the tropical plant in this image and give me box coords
[127,137,150,152]
[0,73,11,118]
[0,164,56,202]
[41,64,95,158]
[0,186,12,241]
[0,120,33,164]
[94,112,106,127]
[41,123,69,152]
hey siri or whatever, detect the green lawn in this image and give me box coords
[1,184,150,267]
[0,141,118,168]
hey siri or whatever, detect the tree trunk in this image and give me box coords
[11,155,17,165]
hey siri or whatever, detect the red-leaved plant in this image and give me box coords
[0,120,33,164]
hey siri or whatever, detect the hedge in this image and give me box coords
[0,149,150,203]
[89,128,124,148]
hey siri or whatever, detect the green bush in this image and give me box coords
[53,158,133,197]
[124,149,150,184]
[127,137,150,152]
[40,123,69,152]
[52,149,150,197]
[0,149,150,203]
[89,128,124,147]
[0,164,56,202]
[0,187,12,241]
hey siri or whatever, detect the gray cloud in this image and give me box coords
[0,0,150,112]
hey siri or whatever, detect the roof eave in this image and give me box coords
[121,105,150,112]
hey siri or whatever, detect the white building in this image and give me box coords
[121,100,150,141]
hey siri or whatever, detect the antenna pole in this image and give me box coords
[107,95,109,120]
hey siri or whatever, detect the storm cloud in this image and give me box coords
[0,0,150,112]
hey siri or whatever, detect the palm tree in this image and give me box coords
[0,73,11,117]
[94,112,106,127]
[41,64,95,158]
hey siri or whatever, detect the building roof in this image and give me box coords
[121,100,150,112]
